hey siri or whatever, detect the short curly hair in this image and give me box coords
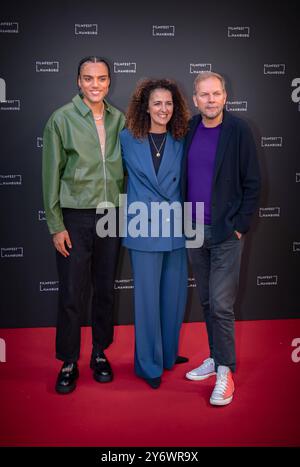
[126,78,190,140]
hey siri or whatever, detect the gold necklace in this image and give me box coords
[149,133,167,158]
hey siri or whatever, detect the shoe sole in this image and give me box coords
[186,371,216,381]
[55,382,77,394]
[210,395,233,406]
[93,373,113,383]
[145,379,161,389]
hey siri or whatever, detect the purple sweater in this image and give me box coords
[187,122,221,224]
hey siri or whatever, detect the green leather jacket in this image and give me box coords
[42,95,125,234]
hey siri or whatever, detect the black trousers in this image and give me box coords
[55,208,120,362]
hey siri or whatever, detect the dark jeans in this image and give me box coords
[55,208,120,362]
[188,225,244,372]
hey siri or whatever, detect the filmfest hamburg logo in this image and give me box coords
[75,24,98,35]
[114,279,134,290]
[226,101,247,112]
[189,64,212,74]
[114,62,136,73]
[227,26,250,38]
[293,242,300,252]
[1,247,23,258]
[264,64,285,75]
[37,137,43,148]
[0,174,22,185]
[38,210,46,221]
[259,207,280,217]
[0,99,20,111]
[152,25,175,36]
[257,275,278,286]
[0,22,19,33]
[261,137,283,147]
[36,61,59,72]
[39,281,59,292]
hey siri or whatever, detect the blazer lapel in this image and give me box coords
[181,114,202,199]
[140,137,158,185]
[185,114,202,154]
[134,137,170,200]
[212,111,234,184]
[156,133,181,184]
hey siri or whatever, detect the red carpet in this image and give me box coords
[0,320,299,447]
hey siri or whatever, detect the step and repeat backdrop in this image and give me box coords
[0,0,299,327]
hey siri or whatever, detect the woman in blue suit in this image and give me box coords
[120,79,190,388]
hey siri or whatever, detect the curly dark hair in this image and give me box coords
[126,78,190,140]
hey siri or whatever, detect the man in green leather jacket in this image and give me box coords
[42,56,125,394]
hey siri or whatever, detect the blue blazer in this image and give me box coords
[181,111,261,244]
[120,128,186,252]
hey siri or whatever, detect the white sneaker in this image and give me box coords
[210,365,234,406]
[185,357,216,381]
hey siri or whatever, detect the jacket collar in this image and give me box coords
[72,94,113,117]
[212,110,234,183]
[134,132,182,199]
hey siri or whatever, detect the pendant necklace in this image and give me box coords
[149,132,167,158]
